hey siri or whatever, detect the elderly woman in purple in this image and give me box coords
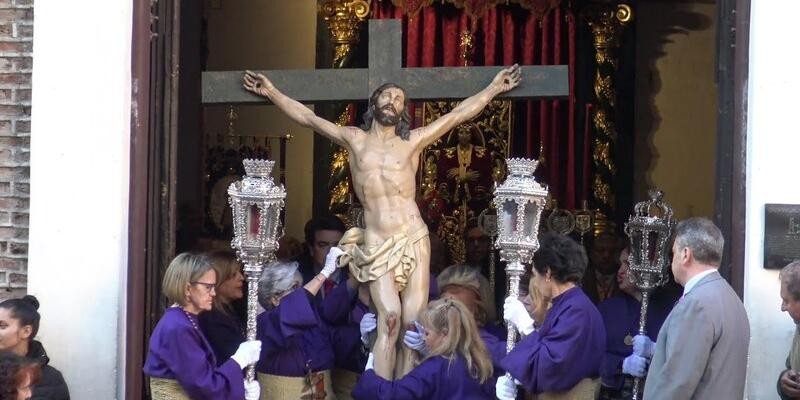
[255,248,344,399]
[496,233,607,400]
[144,252,261,400]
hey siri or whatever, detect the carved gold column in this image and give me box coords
[585,3,632,236]
[318,1,370,219]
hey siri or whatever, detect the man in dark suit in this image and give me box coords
[627,217,750,399]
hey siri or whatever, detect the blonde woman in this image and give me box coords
[199,251,246,364]
[144,253,261,400]
[353,298,495,399]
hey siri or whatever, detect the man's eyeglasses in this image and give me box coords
[191,281,217,292]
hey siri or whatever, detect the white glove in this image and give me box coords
[495,375,518,400]
[360,312,377,345]
[244,379,260,400]
[365,352,375,371]
[402,321,429,355]
[320,246,346,278]
[504,296,535,335]
[632,334,655,359]
[622,354,649,378]
[231,340,262,369]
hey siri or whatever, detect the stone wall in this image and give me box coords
[0,0,31,300]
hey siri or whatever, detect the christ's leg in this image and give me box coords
[397,236,431,378]
[368,271,402,380]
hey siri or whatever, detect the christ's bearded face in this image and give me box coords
[374,87,405,126]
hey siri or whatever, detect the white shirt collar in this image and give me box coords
[682,269,717,296]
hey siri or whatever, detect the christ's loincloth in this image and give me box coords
[338,225,429,292]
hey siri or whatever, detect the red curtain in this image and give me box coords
[372,1,581,209]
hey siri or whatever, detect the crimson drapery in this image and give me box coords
[372,1,582,209]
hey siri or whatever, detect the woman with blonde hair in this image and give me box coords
[144,252,261,400]
[199,251,246,364]
[352,298,495,399]
[433,265,506,366]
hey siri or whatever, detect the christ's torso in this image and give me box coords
[347,128,425,246]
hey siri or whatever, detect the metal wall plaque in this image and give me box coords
[764,204,800,269]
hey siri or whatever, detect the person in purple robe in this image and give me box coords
[144,252,261,400]
[255,249,345,399]
[320,272,371,400]
[597,247,679,400]
[436,265,506,372]
[353,298,495,399]
[199,251,247,365]
[496,233,607,400]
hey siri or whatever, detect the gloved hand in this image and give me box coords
[403,321,429,355]
[632,334,655,359]
[321,246,346,278]
[622,354,649,377]
[244,379,260,400]
[495,375,518,400]
[231,340,262,369]
[504,296,535,335]
[365,352,375,371]
[360,312,377,345]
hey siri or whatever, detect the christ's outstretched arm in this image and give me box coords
[413,64,522,149]
[243,70,355,147]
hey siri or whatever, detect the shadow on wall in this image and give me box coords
[634,2,713,198]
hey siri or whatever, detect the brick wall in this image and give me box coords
[0,0,31,300]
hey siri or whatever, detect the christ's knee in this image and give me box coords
[377,308,402,343]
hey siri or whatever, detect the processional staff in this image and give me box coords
[624,190,675,400]
[493,158,549,399]
[227,159,287,381]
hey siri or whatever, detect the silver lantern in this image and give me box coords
[228,159,286,381]
[493,158,548,394]
[624,189,674,400]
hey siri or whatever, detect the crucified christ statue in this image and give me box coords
[243,65,521,380]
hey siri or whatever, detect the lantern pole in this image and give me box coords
[624,190,674,400]
[493,158,549,397]
[228,159,286,381]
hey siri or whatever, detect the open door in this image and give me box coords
[128,0,181,398]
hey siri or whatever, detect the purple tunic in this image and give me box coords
[321,281,369,373]
[500,286,606,394]
[352,355,494,400]
[597,291,677,390]
[256,288,335,377]
[480,323,507,376]
[143,308,244,400]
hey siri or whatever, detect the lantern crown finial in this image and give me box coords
[506,158,539,177]
[243,159,274,178]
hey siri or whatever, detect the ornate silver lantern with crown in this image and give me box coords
[493,158,549,393]
[228,159,286,381]
[624,189,675,399]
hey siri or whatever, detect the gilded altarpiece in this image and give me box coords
[419,100,512,263]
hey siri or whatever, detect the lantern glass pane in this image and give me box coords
[246,204,260,241]
[501,200,518,235]
[522,201,539,237]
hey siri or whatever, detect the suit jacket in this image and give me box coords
[643,270,749,400]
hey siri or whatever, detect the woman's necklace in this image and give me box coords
[181,307,199,331]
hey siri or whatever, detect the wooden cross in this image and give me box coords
[202,19,568,104]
